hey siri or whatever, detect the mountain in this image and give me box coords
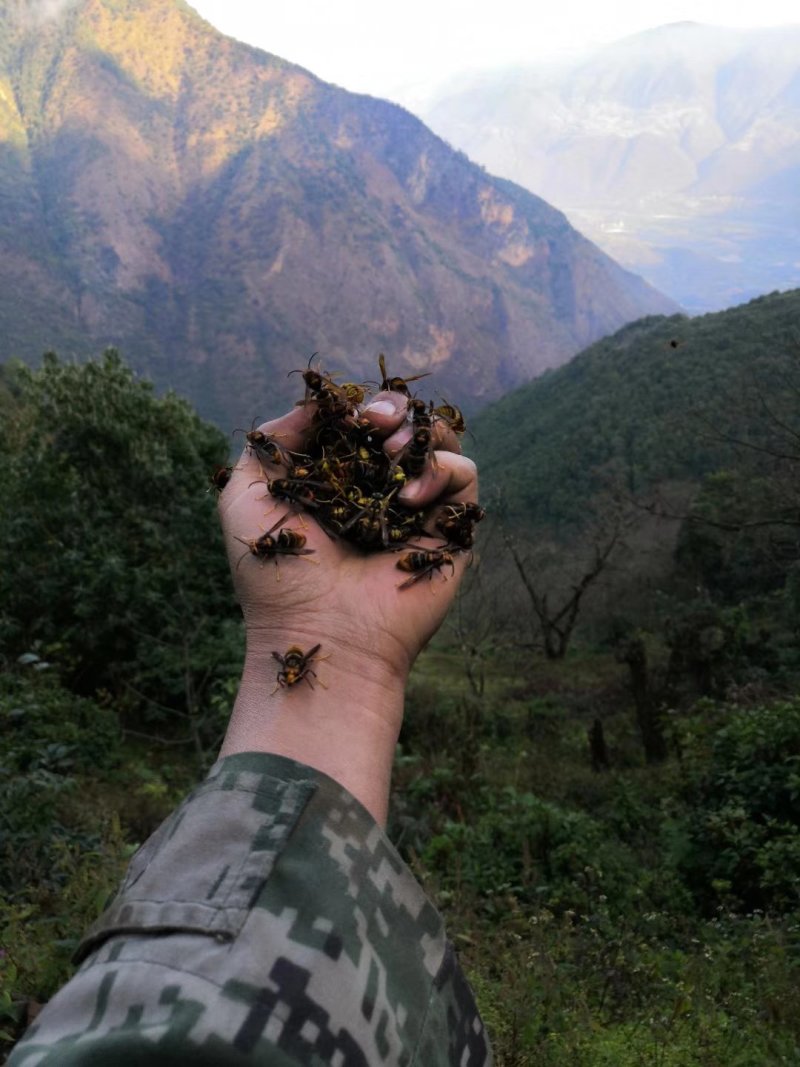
[0,0,675,427]
[422,23,800,314]
[471,287,800,528]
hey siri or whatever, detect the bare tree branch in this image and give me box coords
[503,514,627,659]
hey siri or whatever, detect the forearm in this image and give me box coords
[219,631,408,826]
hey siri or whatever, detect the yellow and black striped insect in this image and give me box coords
[294,355,362,421]
[209,465,233,492]
[268,478,321,511]
[339,488,400,548]
[398,397,435,478]
[246,429,288,467]
[378,353,431,397]
[435,502,486,549]
[233,420,290,467]
[242,351,465,555]
[272,644,325,691]
[396,548,456,589]
[432,401,466,436]
[234,514,317,574]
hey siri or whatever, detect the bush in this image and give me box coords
[419,782,637,917]
[676,698,800,911]
[0,666,122,898]
[0,816,130,1007]
[0,665,121,775]
[461,900,800,1066]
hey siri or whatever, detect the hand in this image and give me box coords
[219,392,477,682]
[216,390,479,823]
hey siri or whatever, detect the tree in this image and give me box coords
[0,351,239,741]
[446,520,510,698]
[653,345,800,604]
[614,632,668,764]
[503,506,628,660]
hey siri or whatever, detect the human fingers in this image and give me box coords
[231,391,409,491]
[219,404,320,521]
[397,451,477,509]
[383,414,462,462]
[248,404,319,460]
[359,391,412,435]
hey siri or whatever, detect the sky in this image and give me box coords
[188,0,800,108]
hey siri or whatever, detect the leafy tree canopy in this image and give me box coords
[0,350,238,721]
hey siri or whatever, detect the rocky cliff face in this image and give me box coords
[422,23,800,314]
[0,0,676,424]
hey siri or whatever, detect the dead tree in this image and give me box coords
[504,520,625,660]
[446,519,512,697]
[615,633,668,764]
[588,718,610,771]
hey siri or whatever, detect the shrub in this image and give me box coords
[676,698,800,911]
[0,666,121,775]
[0,666,121,897]
[420,783,637,916]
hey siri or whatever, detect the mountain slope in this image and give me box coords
[471,288,800,528]
[422,23,800,313]
[0,0,675,425]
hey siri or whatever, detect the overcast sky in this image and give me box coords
[188,0,800,107]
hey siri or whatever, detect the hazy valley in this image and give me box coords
[422,22,800,313]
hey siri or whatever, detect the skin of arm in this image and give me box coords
[217,390,478,826]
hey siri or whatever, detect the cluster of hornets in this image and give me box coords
[211,355,486,692]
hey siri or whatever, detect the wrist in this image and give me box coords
[219,630,408,825]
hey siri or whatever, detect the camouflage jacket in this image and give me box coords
[10,752,492,1066]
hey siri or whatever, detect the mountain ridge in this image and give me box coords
[422,23,800,313]
[0,0,675,426]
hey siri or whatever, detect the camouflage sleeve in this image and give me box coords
[9,752,492,1066]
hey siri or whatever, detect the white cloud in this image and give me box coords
[188,0,800,105]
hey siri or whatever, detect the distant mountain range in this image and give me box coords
[0,0,675,427]
[422,23,800,313]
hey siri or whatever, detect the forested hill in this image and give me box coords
[472,288,800,528]
[0,0,674,427]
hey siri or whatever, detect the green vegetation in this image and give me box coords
[0,351,241,736]
[435,287,800,1062]
[3,324,800,1065]
[392,662,800,1065]
[472,289,800,530]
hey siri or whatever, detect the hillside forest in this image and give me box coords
[3,289,800,1064]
